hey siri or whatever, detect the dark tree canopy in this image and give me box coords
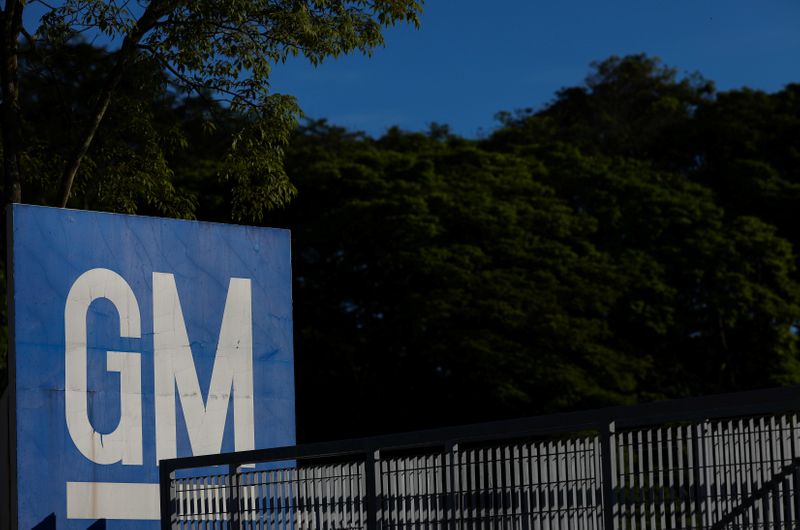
[1,0,422,216]
[280,118,800,441]
[279,55,800,440]
[2,48,799,443]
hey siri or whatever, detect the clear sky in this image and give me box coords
[269,1,800,138]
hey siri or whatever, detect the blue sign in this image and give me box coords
[6,204,295,529]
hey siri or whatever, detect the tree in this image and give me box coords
[692,85,800,247]
[0,0,422,392]
[488,54,715,170]
[484,52,800,401]
[276,54,800,439]
[197,56,800,438]
[487,56,800,252]
[16,41,195,215]
[1,0,422,218]
[280,122,645,440]
[525,147,800,398]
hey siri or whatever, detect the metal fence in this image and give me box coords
[160,386,800,529]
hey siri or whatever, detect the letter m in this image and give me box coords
[153,273,255,462]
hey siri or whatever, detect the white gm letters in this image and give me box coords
[65,268,143,465]
[64,269,255,466]
[153,272,255,463]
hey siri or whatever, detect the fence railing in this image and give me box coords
[159,385,800,529]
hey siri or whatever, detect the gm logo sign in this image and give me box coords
[4,205,296,529]
[65,269,254,465]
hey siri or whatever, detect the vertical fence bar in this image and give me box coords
[737,419,749,528]
[567,438,577,530]
[733,419,747,523]
[365,449,380,530]
[675,425,686,529]
[187,477,195,530]
[545,441,554,530]
[388,456,397,529]
[477,446,486,530]
[792,415,800,528]
[634,429,644,530]
[762,417,774,527]
[627,430,635,529]
[227,466,240,530]
[600,421,616,530]
[708,420,719,529]
[653,427,665,530]
[691,423,705,529]
[555,439,565,530]
[644,429,654,530]
[531,442,541,530]
[203,475,209,530]
[411,455,419,529]
[160,463,175,530]
[446,443,458,530]
[401,456,410,530]
[415,454,423,529]
[423,453,432,529]
[344,460,353,530]
[741,419,751,526]
[238,473,246,529]
[521,442,532,530]
[717,421,728,524]
[576,440,583,530]
[253,472,262,530]
[272,468,280,530]
[399,455,408,529]
[217,475,227,530]
[506,444,515,530]
[294,463,308,530]
[750,418,763,528]
[463,448,471,530]
[416,455,424,529]
[438,448,444,530]
[783,415,793,523]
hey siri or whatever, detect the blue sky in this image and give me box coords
[269,1,800,138]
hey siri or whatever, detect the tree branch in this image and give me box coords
[58,0,175,207]
[138,44,227,116]
[137,43,264,112]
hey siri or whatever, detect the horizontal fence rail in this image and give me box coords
[160,385,800,529]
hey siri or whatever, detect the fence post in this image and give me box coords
[159,463,174,530]
[444,443,459,530]
[227,464,241,530]
[600,421,617,530]
[691,423,705,528]
[365,448,381,530]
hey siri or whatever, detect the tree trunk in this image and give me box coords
[57,52,131,208]
[58,2,169,208]
[1,0,24,206]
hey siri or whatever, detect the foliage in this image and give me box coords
[279,123,643,437]
[279,119,800,440]
[527,149,800,398]
[491,55,714,167]
[278,55,800,440]
[2,0,423,215]
[692,85,800,246]
[18,42,195,215]
[2,47,800,443]
[0,0,423,390]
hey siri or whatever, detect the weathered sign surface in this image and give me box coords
[4,204,296,529]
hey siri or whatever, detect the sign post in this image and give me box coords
[3,204,296,529]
